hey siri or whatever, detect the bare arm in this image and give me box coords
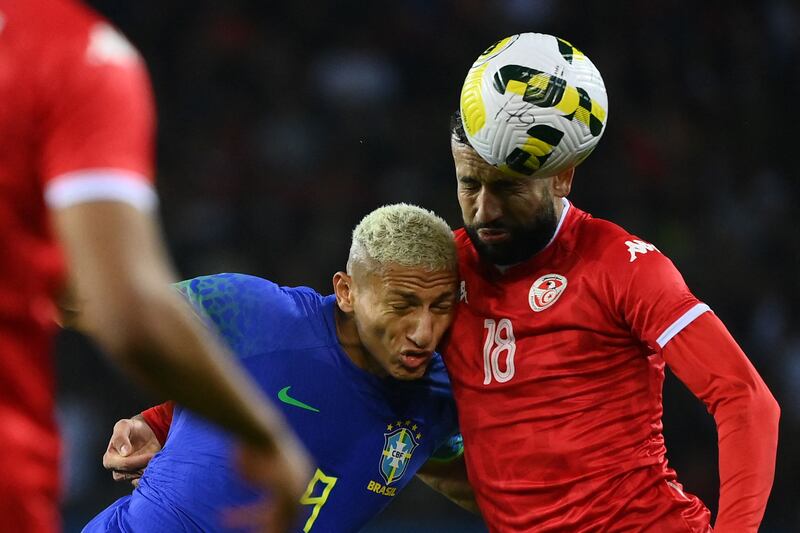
[55,201,292,450]
[416,456,480,514]
[54,201,312,528]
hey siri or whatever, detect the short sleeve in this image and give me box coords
[140,401,175,446]
[603,236,710,350]
[40,23,156,210]
[429,433,465,463]
[173,273,330,357]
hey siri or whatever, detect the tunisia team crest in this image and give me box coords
[529,274,568,312]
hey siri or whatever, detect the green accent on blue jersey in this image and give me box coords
[428,433,465,463]
[278,386,320,413]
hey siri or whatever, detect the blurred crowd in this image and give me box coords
[58,0,798,531]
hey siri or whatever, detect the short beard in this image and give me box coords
[465,200,558,266]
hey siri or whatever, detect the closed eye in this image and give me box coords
[459,177,481,191]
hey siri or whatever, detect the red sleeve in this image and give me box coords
[663,312,779,533]
[39,22,155,184]
[140,401,175,446]
[602,235,700,348]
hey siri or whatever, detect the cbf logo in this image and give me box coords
[529,274,568,312]
[380,420,421,485]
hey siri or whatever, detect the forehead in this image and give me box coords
[451,141,528,186]
[371,264,457,294]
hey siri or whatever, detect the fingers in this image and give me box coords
[223,498,295,533]
[232,441,314,532]
[223,501,272,531]
[104,449,155,472]
[103,417,163,473]
[108,419,135,457]
[111,469,143,483]
[269,496,300,533]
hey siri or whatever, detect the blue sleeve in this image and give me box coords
[429,433,464,463]
[423,355,463,462]
[173,273,329,358]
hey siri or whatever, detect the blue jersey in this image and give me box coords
[84,273,461,533]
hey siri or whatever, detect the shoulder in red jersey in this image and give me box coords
[3,0,159,209]
[572,210,710,350]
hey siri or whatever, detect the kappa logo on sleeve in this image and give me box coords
[625,239,659,262]
[459,280,468,303]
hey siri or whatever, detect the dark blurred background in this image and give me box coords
[57,0,799,531]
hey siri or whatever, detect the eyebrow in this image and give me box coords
[458,175,523,187]
[386,290,455,302]
[387,290,420,300]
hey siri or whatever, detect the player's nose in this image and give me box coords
[407,311,435,349]
[473,188,503,225]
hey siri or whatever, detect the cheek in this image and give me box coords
[457,192,472,213]
[382,320,405,342]
[509,196,541,222]
[364,315,396,346]
[435,316,454,337]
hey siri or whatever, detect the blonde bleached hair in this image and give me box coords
[347,203,457,275]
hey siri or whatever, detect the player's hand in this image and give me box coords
[227,436,313,532]
[102,416,162,488]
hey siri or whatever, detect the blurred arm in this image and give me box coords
[53,200,310,467]
[416,456,480,514]
[663,312,780,533]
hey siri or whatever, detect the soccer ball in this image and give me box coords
[459,33,608,178]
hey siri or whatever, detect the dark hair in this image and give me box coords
[450,110,470,145]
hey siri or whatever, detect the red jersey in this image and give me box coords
[443,200,777,532]
[0,1,155,529]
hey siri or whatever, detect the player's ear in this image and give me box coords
[333,271,355,312]
[552,166,574,198]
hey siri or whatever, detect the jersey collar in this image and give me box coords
[544,197,571,253]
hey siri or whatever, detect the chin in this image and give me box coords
[391,366,426,381]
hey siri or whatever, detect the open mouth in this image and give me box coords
[399,351,432,371]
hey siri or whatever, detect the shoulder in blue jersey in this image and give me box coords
[84,273,462,533]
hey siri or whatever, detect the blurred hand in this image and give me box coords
[102,416,162,488]
[227,436,314,533]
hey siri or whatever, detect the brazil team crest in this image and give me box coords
[380,421,421,485]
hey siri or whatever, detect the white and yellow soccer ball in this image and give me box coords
[459,33,608,178]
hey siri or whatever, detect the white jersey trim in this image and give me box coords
[45,169,158,212]
[544,197,571,251]
[656,303,711,348]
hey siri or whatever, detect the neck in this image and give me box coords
[553,196,566,221]
[333,307,385,376]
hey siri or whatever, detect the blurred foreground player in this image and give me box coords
[442,33,780,532]
[0,1,310,531]
[85,204,475,532]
